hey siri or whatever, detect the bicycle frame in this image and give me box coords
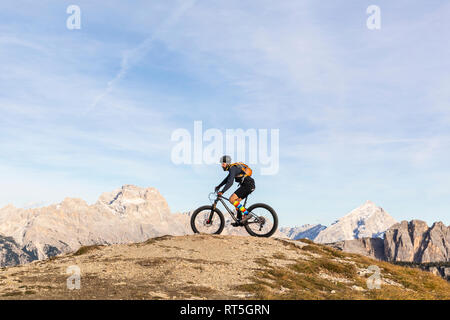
[209,193,254,223]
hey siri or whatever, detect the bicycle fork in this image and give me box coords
[207,200,218,224]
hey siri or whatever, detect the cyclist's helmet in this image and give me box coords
[220,155,231,164]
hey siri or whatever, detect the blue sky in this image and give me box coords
[0,0,449,227]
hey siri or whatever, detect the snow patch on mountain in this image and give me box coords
[314,200,397,244]
[279,224,326,240]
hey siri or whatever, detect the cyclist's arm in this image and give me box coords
[221,166,238,194]
[217,176,228,189]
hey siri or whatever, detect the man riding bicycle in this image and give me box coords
[215,155,255,226]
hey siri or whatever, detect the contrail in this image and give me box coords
[87,0,197,114]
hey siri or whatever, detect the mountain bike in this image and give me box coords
[190,192,278,237]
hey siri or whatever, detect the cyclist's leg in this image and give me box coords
[230,182,254,221]
[229,193,241,203]
[229,178,255,203]
[229,193,243,220]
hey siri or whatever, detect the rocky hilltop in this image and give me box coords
[1,234,449,300]
[330,238,385,261]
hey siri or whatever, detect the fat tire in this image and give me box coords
[190,205,225,235]
[244,203,278,237]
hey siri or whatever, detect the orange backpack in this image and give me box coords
[230,162,252,178]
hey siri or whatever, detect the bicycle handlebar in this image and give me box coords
[209,191,226,201]
[208,192,222,202]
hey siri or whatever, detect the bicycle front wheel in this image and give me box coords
[190,205,225,235]
[244,203,278,237]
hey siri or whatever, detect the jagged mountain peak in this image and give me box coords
[97,185,163,206]
[60,197,89,207]
[314,201,397,244]
[431,221,447,229]
[0,204,16,210]
[92,185,171,222]
[342,200,385,219]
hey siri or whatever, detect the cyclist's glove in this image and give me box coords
[214,186,220,193]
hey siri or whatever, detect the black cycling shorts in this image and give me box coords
[234,177,255,199]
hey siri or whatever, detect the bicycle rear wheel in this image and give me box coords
[190,205,225,235]
[244,203,278,237]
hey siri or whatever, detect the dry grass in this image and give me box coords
[236,240,450,300]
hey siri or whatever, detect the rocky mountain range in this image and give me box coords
[329,220,449,262]
[0,185,188,266]
[278,200,397,244]
[0,185,447,274]
[329,220,450,280]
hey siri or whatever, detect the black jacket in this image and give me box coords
[217,165,253,193]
